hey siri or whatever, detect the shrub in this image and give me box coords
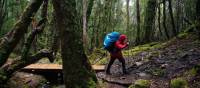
[170,78,188,88]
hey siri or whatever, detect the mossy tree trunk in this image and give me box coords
[163,0,170,39]
[52,0,97,87]
[168,0,177,36]
[0,0,51,85]
[0,0,44,66]
[135,0,141,45]
[126,0,130,31]
[0,0,6,32]
[83,0,89,51]
[143,0,157,43]
[86,0,94,23]
[158,2,163,38]
[196,0,200,39]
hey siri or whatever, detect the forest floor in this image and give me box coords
[97,33,200,88]
[5,33,200,88]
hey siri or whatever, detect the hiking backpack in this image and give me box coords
[103,32,120,52]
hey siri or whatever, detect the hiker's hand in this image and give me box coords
[126,42,129,47]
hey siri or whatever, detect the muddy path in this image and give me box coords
[97,34,200,88]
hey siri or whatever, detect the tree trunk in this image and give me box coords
[0,0,49,84]
[135,0,140,45]
[0,0,44,66]
[52,0,97,87]
[168,0,177,36]
[175,0,181,33]
[196,0,200,39]
[126,0,130,31]
[86,0,94,23]
[143,0,157,43]
[83,0,88,50]
[158,3,162,37]
[163,0,170,39]
[51,12,60,58]
[0,0,6,32]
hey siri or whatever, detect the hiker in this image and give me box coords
[104,32,129,75]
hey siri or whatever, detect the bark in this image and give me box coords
[168,0,177,36]
[83,0,88,49]
[0,0,6,32]
[0,0,49,84]
[0,0,44,66]
[158,3,162,37]
[143,0,157,43]
[126,0,130,31]
[163,0,170,39]
[50,13,60,58]
[196,0,200,39]
[53,0,97,87]
[86,0,94,23]
[21,18,47,61]
[22,0,48,61]
[175,0,181,33]
[135,0,140,45]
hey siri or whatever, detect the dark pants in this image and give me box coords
[106,51,127,74]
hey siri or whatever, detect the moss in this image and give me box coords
[88,48,107,64]
[123,42,163,58]
[9,53,18,58]
[0,69,7,81]
[96,80,106,88]
[75,67,97,88]
[185,65,200,77]
[150,68,165,77]
[87,78,97,88]
[177,32,189,39]
[183,24,196,33]
[95,57,108,65]
[188,68,198,76]
[129,79,150,88]
[170,78,188,88]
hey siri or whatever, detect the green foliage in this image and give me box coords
[185,65,200,77]
[177,32,189,39]
[129,79,150,88]
[87,78,97,88]
[150,68,165,77]
[188,68,198,77]
[170,78,188,88]
[88,48,108,64]
[9,53,18,59]
[0,69,7,84]
[123,42,162,56]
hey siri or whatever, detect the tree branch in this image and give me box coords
[0,0,44,66]
[0,49,53,84]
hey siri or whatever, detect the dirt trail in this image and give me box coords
[97,34,200,88]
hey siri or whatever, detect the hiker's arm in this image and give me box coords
[115,41,128,49]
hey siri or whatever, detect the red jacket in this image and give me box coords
[115,34,128,49]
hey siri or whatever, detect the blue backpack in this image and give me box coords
[103,32,120,52]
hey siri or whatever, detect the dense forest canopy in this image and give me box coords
[0,0,199,87]
[0,0,199,51]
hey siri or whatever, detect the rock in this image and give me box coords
[97,72,137,85]
[135,62,143,66]
[137,73,152,79]
[160,64,168,69]
[7,72,47,88]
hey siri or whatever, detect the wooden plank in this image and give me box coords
[23,64,105,71]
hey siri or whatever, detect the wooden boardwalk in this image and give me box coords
[23,64,105,72]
